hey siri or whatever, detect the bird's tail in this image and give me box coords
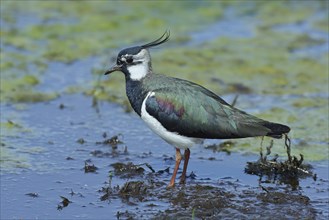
[263,122,291,138]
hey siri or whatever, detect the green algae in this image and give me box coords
[1,0,225,103]
[0,112,53,173]
[313,18,329,32]
[0,118,32,172]
[1,120,23,129]
[1,1,224,63]
[0,75,58,103]
[0,50,53,103]
[0,141,49,173]
[0,145,30,171]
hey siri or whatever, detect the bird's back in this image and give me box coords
[140,74,290,139]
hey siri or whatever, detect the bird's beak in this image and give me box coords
[104,64,122,75]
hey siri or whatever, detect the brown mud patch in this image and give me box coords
[96,176,317,219]
[91,151,318,220]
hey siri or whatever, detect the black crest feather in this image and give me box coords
[141,30,170,49]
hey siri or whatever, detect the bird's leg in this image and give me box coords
[167,148,182,188]
[179,148,190,184]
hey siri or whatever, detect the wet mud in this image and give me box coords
[96,158,319,219]
[94,157,319,219]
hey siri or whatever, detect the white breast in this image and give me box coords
[140,91,203,149]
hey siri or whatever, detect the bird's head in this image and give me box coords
[105,31,170,81]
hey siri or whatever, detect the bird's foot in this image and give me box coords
[179,174,186,184]
[166,182,175,189]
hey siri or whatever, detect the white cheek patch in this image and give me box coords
[127,63,148,80]
[121,49,151,81]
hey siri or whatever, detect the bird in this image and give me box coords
[104,31,290,188]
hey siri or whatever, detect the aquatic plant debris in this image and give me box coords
[25,192,39,198]
[76,138,85,144]
[245,134,316,189]
[110,162,153,178]
[119,181,147,197]
[99,171,116,201]
[57,196,72,211]
[84,160,98,173]
[95,134,123,148]
[95,177,318,219]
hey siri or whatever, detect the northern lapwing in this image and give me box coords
[105,31,290,187]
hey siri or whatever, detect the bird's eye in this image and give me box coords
[126,57,133,64]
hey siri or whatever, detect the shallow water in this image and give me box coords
[1,94,329,219]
